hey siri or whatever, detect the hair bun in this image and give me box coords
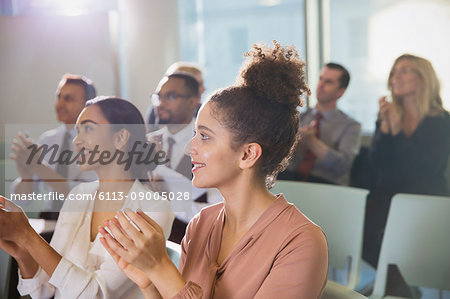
[238,40,310,108]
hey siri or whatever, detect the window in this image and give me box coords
[328,0,450,133]
[0,0,116,16]
[178,0,306,97]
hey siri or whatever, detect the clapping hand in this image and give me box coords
[378,97,402,135]
[10,132,40,179]
[0,196,32,259]
[299,121,316,145]
[99,209,169,288]
[0,196,31,240]
[99,223,153,289]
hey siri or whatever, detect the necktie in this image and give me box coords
[56,131,71,179]
[42,130,71,219]
[166,137,175,169]
[176,154,193,179]
[297,112,322,180]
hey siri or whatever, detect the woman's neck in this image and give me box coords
[97,180,134,193]
[219,175,276,233]
[401,96,421,136]
[402,96,420,118]
[96,166,135,193]
[93,169,134,212]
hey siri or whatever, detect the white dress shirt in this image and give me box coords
[156,119,194,170]
[17,180,174,299]
[11,125,97,210]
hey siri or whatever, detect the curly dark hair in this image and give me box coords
[209,41,310,188]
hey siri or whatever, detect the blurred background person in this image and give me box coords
[280,63,361,185]
[146,71,218,244]
[10,74,97,219]
[363,54,450,268]
[146,61,205,125]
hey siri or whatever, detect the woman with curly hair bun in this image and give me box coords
[99,41,329,298]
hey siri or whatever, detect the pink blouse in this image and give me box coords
[174,194,328,298]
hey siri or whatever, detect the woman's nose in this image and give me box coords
[73,134,82,150]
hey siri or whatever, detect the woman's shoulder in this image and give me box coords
[185,202,223,234]
[425,110,450,125]
[243,195,328,265]
[281,199,325,235]
[278,206,328,263]
[193,202,224,223]
[419,111,450,137]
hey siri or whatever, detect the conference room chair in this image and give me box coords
[167,240,181,268]
[323,280,368,299]
[370,193,450,299]
[271,180,368,290]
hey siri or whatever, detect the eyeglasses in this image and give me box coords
[151,92,193,105]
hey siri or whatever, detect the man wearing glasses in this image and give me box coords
[148,72,199,180]
[146,62,205,125]
[147,72,215,244]
[151,73,200,127]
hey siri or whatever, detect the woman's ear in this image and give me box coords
[239,142,262,169]
[114,128,130,151]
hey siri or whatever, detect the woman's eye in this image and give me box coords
[84,125,93,132]
[192,129,197,137]
[200,133,209,140]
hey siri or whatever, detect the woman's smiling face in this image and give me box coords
[190,102,243,189]
[390,58,422,99]
[73,105,116,172]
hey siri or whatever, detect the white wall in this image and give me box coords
[0,0,179,197]
[0,0,180,140]
[117,0,180,114]
[0,13,117,137]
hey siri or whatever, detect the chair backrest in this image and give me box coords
[322,280,368,299]
[445,154,450,191]
[166,240,182,268]
[271,180,368,290]
[372,193,450,297]
[0,249,10,299]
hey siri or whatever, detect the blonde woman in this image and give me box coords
[363,54,450,267]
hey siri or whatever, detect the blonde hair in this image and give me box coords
[388,54,445,119]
